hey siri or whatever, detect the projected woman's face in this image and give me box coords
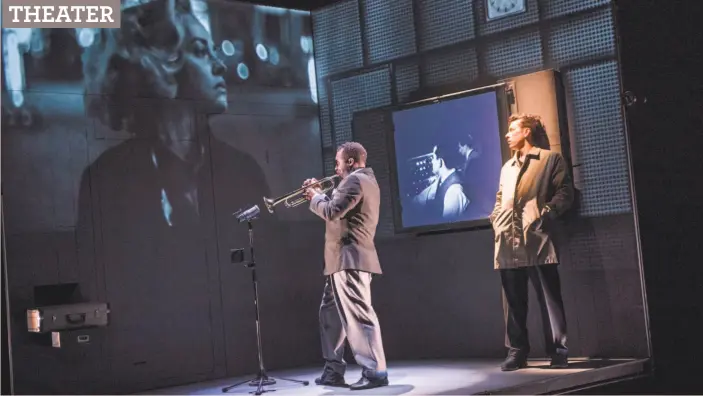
[178,16,228,113]
[506,119,529,150]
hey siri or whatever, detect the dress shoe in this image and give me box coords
[350,375,389,391]
[501,349,528,371]
[550,353,568,368]
[314,371,347,387]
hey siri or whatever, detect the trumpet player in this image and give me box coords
[302,142,389,391]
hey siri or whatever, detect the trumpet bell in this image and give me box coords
[262,175,340,214]
[263,197,276,214]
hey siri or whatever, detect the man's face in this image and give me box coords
[430,153,441,175]
[458,143,473,158]
[334,149,352,178]
[505,120,530,150]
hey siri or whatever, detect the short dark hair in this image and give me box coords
[337,141,367,164]
[434,140,464,169]
[508,113,550,149]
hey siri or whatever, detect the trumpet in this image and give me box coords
[263,175,340,213]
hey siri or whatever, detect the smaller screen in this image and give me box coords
[391,90,504,230]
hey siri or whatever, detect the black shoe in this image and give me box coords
[315,371,347,387]
[550,353,568,368]
[350,375,389,391]
[501,349,528,371]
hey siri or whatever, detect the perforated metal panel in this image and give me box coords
[352,110,395,238]
[319,101,333,148]
[324,155,336,176]
[477,0,539,36]
[316,74,333,148]
[362,0,417,64]
[564,61,631,216]
[394,62,420,103]
[330,67,392,146]
[548,7,615,68]
[422,47,478,88]
[540,0,611,19]
[417,0,474,52]
[485,29,543,77]
[312,0,364,77]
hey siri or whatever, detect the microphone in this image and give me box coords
[233,205,261,223]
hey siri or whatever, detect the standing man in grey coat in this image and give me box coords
[303,141,389,391]
[490,114,574,372]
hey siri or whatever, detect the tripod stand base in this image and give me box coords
[222,372,309,395]
[248,378,276,387]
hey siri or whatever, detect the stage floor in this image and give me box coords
[143,358,648,395]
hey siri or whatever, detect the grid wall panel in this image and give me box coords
[564,61,631,216]
[548,8,615,68]
[319,103,333,148]
[312,0,364,77]
[363,0,417,64]
[395,62,420,103]
[476,0,540,36]
[330,68,392,147]
[540,0,611,19]
[352,111,395,238]
[417,0,474,52]
[317,79,333,148]
[485,29,543,77]
[422,47,478,88]
[324,155,336,177]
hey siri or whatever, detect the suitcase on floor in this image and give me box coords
[51,327,103,349]
[27,302,110,333]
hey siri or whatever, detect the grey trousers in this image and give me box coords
[319,270,387,378]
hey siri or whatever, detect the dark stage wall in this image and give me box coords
[312,0,649,362]
[1,1,326,394]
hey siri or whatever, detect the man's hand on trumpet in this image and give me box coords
[302,178,322,201]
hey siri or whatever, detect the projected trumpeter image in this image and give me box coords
[390,90,505,231]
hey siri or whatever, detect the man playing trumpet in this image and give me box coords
[302,142,389,391]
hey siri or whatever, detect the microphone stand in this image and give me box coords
[223,206,309,395]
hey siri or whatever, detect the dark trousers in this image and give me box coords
[319,270,387,378]
[500,264,568,356]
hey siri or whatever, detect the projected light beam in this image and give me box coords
[3,31,26,107]
[308,57,317,104]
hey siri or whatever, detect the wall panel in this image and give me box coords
[416,0,475,52]
[352,111,395,238]
[394,61,421,103]
[362,0,417,64]
[540,0,611,19]
[548,7,616,67]
[422,47,479,88]
[564,61,631,216]
[485,29,543,77]
[311,1,364,77]
[330,67,393,146]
